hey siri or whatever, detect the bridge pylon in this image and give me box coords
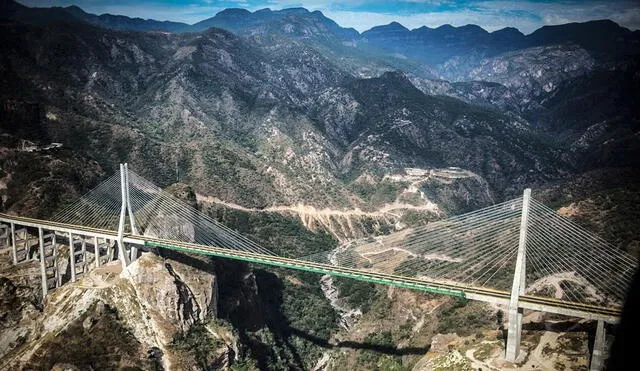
[505,188,531,362]
[117,163,139,268]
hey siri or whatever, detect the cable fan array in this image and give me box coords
[51,167,637,308]
[301,196,637,306]
[524,198,636,306]
[301,198,524,291]
[52,168,274,255]
[51,172,123,230]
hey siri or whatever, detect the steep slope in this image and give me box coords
[0,4,638,370]
[447,44,596,98]
[0,20,549,212]
[533,59,640,171]
[0,251,225,370]
[316,71,563,199]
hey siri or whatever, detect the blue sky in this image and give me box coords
[18,0,640,34]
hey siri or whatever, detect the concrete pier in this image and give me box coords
[590,320,606,371]
[38,227,47,297]
[94,236,100,268]
[69,232,76,282]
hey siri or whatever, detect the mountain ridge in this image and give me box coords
[4,0,638,62]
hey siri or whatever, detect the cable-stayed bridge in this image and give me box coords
[0,164,636,370]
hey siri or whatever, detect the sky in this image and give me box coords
[17,0,640,34]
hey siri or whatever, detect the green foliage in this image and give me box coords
[369,293,393,320]
[208,206,338,257]
[216,264,337,371]
[399,209,436,226]
[229,358,257,371]
[351,180,406,207]
[357,331,407,369]
[333,276,377,313]
[171,323,222,370]
[437,298,493,336]
[377,356,409,371]
[397,322,413,340]
[281,272,337,340]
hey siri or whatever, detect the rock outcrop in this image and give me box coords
[0,252,220,370]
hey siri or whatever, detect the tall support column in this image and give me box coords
[107,239,113,263]
[506,188,531,362]
[94,236,100,268]
[124,163,138,260]
[68,232,76,282]
[117,164,131,268]
[10,222,17,265]
[53,233,60,287]
[81,238,87,273]
[38,227,47,298]
[590,320,606,371]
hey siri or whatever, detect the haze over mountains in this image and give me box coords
[5,0,640,64]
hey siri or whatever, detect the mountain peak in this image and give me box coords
[436,24,455,30]
[279,7,310,15]
[459,24,488,33]
[363,21,409,35]
[216,8,251,17]
[493,27,523,35]
[388,21,408,30]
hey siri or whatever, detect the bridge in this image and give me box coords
[0,164,636,370]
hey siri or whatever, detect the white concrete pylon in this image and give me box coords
[124,163,138,260]
[117,163,131,268]
[506,188,531,362]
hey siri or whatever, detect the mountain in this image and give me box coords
[360,18,640,80]
[0,19,557,212]
[0,0,80,25]
[361,22,527,66]
[62,5,190,33]
[527,20,640,62]
[4,0,639,85]
[534,59,640,170]
[191,7,359,41]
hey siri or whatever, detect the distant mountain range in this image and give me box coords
[2,0,639,68]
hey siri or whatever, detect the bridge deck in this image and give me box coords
[0,213,622,323]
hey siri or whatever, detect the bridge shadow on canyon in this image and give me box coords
[159,248,430,369]
[158,247,633,370]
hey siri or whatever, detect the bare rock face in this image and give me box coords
[126,253,217,334]
[0,252,219,370]
[0,276,41,360]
